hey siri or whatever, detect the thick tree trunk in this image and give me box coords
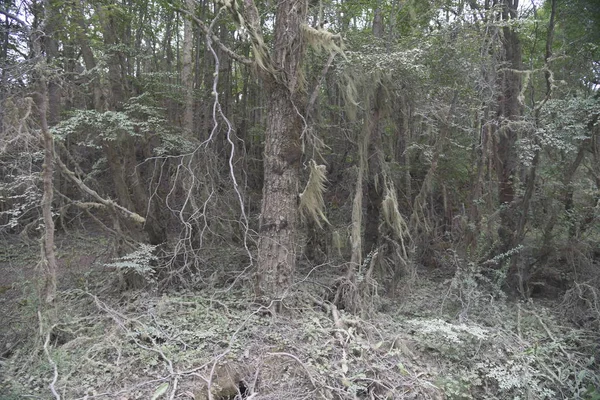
[257,84,303,306]
[496,0,522,251]
[256,0,307,308]
[364,6,385,253]
[72,1,104,109]
[99,8,126,110]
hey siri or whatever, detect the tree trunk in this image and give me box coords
[181,0,195,135]
[98,6,126,110]
[256,0,307,309]
[44,0,60,126]
[496,0,522,252]
[364,104,383,252]
[510,0,557,293]
[465,109,489,253]
[364,5,385,253]
[38,80,58,304]
[71,0,104,109]
[34,8,58,303]
[103,143,135,211]
[257,84,303,307]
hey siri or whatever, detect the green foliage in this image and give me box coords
[584,386,600,400]
[408,317,488,356]
[535,96,600,154]
[51,94,195,157]
[0,171,42,231]
[436,374,475,400]
[341,45,426,80]
[52,109,138,143]
[551,0,600,49]
[151,383,169,400]
[104,243,158,283]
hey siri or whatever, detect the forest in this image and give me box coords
[0,0,599,398]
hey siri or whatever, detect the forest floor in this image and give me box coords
[0,231,599,400]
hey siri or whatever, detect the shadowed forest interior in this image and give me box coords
[0,0,599,398]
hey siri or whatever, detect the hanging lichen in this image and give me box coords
[299,159,329,228]
[301,24,345,56]
[382,179,410,259]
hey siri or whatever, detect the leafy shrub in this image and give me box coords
[104,244,158,284]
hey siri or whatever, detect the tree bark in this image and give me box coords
[34,7,58,303]
[256,0,307,308]
[257,84,303,307]
[39,83,58,304]
[496,0,522,251]
[364,5,385,253]
[71,0,104,109]
[465,108,486,253]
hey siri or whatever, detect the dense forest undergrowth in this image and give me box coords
[0,230,598,400]
[1,0,600,398]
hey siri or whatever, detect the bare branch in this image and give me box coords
[55,154,146,223]
[203,5,255,289]
[174,7,253,66]
[0,9,30,34]
[38,313,60,400]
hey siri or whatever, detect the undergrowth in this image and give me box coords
[0,236,598,399]
[0,271,598,399]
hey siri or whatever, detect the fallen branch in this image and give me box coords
[266,352,319,390]
[38,311,60,400]
[55,155,145,223]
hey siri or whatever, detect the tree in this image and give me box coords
[181,0,195,136]
[1,0,61,303]
[495,0,523,256]
[254,0,308,309]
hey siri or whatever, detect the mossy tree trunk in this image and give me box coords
[34,3,58,303]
